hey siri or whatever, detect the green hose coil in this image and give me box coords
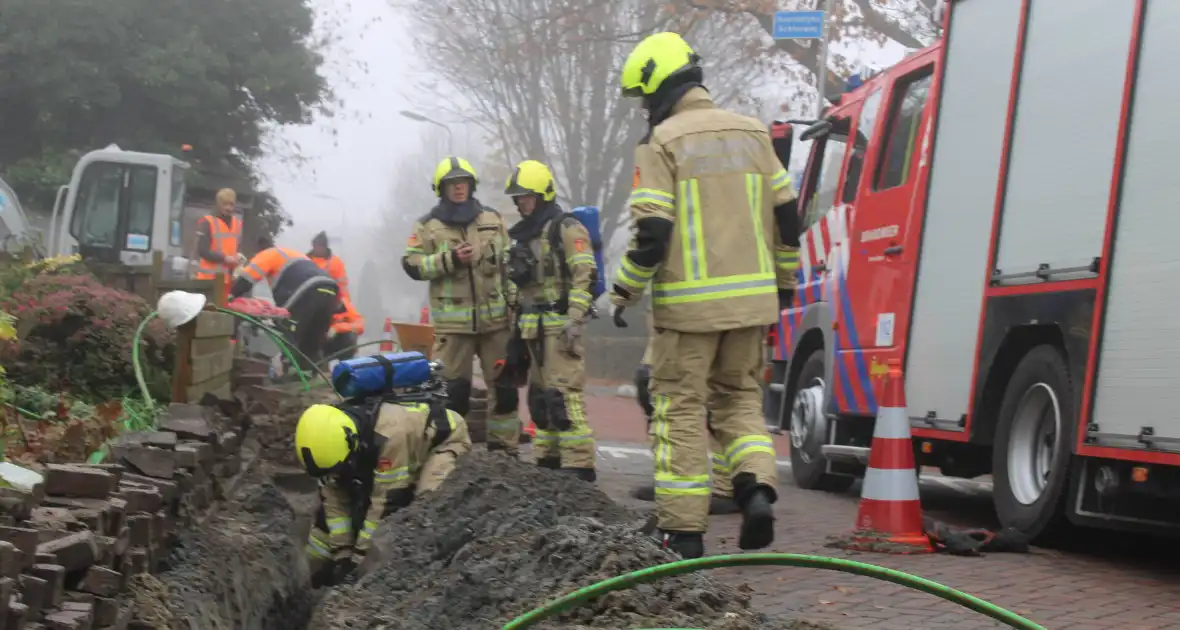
[502,553,1046,630]
[90,306,342,463]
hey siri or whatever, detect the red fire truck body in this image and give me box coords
[765,0,1180,539]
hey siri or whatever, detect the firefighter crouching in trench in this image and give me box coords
[503,160,597,482]
[296,399,472,587]
[611,32,800,558]
[631,307,739,514]
[231,236,342,371]
[401,158,521,454]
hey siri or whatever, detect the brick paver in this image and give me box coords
[583,390,1180,630]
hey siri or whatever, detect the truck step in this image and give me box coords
[821,444,871,465]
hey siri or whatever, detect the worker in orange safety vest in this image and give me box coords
[231,236,341,370]
[308,231,351,304]
[194,188,243,292]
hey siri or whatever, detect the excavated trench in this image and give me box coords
[125,467,316,629]
[128,402,833,629]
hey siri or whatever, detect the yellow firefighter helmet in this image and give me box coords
[504,160,557,202]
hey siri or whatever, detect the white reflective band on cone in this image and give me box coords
[861,467,921,502]
[872,406,912,440]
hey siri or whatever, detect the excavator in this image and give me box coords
[1,144,258,278]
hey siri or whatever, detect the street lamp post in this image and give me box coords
[399,110,455,153]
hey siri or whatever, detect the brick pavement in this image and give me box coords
[581,390,1180,630]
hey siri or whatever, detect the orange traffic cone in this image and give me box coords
[419,306,430,324]
[380,318,395,352]
[847,360,932,554]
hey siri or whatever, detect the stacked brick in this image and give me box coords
[0,403,242,630]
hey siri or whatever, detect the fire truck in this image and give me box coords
[765,0,1180,540]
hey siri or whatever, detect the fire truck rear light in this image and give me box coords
[1132,466,1148,483]
[921,441,933,454]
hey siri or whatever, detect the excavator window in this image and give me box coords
[125,167,158,251]
[70,162,123,250]
[69,161,160,255]
[169,168,186,247]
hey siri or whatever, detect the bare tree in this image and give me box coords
[397,0,773,247]
[663,0,940,104]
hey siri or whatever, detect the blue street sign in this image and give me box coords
[772,10,825,40]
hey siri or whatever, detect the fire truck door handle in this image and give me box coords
[884,246,903,257]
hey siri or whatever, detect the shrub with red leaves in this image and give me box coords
[1,273,175,402]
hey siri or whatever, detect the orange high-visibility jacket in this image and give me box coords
[195,214,242,283]
[235,247,336,307]
[309,252,351,303]
[331,294,365,335]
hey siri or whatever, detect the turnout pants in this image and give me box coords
[285,287,340,371]
[527,334,596,469]
[434,328,521,453]
[646,407,733,498]
[649,326,777,533]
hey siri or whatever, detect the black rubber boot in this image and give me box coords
[536,457,561,469]
[630,485,655,501]
[658,530,704,559]
[562,468,597,483]
[733,472,777,550]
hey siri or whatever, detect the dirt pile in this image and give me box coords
[127,470,312,629]
[312,451,825,629]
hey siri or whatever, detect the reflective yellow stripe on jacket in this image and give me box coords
[652,178,777,306]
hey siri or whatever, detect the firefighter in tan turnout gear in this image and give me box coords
[401,157,522,454]
[611,32,800,559]
[295,401,471,587]
[503,160,597,482]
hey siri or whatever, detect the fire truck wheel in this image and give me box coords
[992,344,1075,542]
[788,348,854,493]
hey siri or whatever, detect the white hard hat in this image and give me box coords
[157,291,207,328]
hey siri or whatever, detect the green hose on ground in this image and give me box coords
[502,553,1046,630]
[211,306,324,392]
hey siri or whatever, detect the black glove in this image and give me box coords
[613,306,628,328]
[777,288,795,312]
[328,556,358,587]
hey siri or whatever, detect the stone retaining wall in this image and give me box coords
[0,401,246,629]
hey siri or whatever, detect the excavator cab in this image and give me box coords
[50,145,189,275]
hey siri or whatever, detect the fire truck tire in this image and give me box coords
[992,344,1075,542]
[788,349,854,493]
